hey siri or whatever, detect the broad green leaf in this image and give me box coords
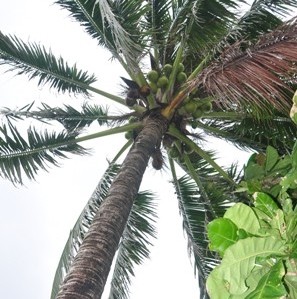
[244,163,264,180]
[207,236,286,296]
[206,266,232,299]
[286,211,297,242]
[244,259,273,298]
[224,203,260,235]
[269,210,286,239]
[246,179,262,194]
[281,171,297,192]
[272,155,291,174]
[245,260,287,299]
[207,218,239,257]
[267,184,282,198]
[284,258,297,298]
[253,192,279,219]
[265,146,279,172]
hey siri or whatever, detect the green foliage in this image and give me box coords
[240,145,293,197]
[206,143,297,298]
[201,111,297,155]
[0,122,87,185]
[56,0,147,70]
[1,102,110,133]
[0,32,96,96]
[207,218,238,257]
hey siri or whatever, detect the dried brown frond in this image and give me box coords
[191,17,297,113]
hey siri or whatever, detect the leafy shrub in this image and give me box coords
[206,143,297,298]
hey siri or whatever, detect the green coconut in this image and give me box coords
[192,108,203,119]
[125,131,133,139]
[201,101,212,113]
[147,70,159,83]
[184,143,194,154]
[163,64,173,76]
[178,106,187,115]
[177,72,187,84]
[169,146,180,159]
[184,101,198,114]
[177,62,185,73]
[157,75,169,88]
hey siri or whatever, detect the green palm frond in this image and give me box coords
[2,102,109,131]
[233,1,284,39]
[0,122,87,185]
[56,0,148,71]
[170,156,242,298]
[198,111,297,155]
[144,0,172,63]
[0,32,97,96]
[164,0,239,67]
[1,102,139,134]
[217,0,297,48]
[50,162,120,299]
[108,191,157,299]
[34,103,110,132]
[56,0,117,57]
[94,0,149,70]
[193,17,297,112]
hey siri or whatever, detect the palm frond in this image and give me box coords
[1,102,137,134]
[36,103,110,132]
[170,156,242,298]
[56,0,118,58]
[95,0,148,69]
[0,122,87,185]
[193,17,297,112]
[165,0,239,67]
[199,111,297,155]
[145,0,172,63]
[221,0,297,45]
[0,32,97,96]
[1,102,109,131]
[50,162,120,299]
[57,0,148,70]
[108,191,157,299]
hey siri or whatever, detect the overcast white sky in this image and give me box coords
[0,2,251,299]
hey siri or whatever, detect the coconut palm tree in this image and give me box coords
[1,1,297,298]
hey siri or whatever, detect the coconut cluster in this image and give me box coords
[146,63,212,119]
[167,139,193,163]
[178,98,212,119]
[124,63,213,169]
[146,62,187,94]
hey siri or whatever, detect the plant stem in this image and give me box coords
[183,154,217,218]
[168,125,236,185]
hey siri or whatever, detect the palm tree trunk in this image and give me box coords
[56,111,168,299]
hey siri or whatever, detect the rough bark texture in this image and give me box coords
[56,111,168,299]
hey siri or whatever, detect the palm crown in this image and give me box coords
[1,1,297,298]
